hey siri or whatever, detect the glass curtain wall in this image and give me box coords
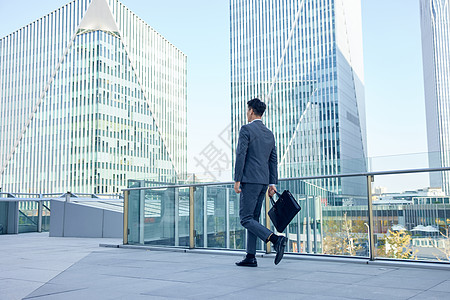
[230,0,367,199]
[0,0,188,194]
[420,0,450,195]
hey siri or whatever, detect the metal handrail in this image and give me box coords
[41,193,66,196]
[0,197,123,202]
[70,198,124,202]
[0,198,54,202]
[122,166,450,191]
[0,192,41,197]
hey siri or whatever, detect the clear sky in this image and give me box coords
[0,0,431,191]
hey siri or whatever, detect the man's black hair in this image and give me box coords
[247,98,266,116]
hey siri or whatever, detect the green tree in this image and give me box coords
[429,226,450,262]
[379,229,417,260]
[323,213,364,256]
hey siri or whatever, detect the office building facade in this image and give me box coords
[0,0,187,194]
[230,0,367,196]
[420,0,450,194]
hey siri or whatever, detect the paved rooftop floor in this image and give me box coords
[1,233,450,299]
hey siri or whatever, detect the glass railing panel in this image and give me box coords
[150,187,176,246]
[18,201,39,233]
[193,184,258,251]
[368,152,430,172]
[127,188,143,245]
[123,167,450,264]
[368,151,449,172]
[146,187,175,246]
[127,186,184,247]
[193,184,245,250]
[194,186,221,248]
[193,186,205,247]
[177,187,190,247]
[206,186,226,248]
[228,186,246,251]
[372,171,450,262]
[278,176,369,257]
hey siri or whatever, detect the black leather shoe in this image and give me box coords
[273,236,287,265]
[235,257,257,267]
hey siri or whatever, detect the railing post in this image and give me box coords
[265,191,271,254]
[203,187,208,248]
[367,175,375,261]
[226,187,230,249]
[313,196,317,253]
[123,190,129,245]
[37,194,43,233]
[189,186,195,249]
[174,188,179,247]
[306,196,311,253]
[297,204,301,253]
[139,189,145,245]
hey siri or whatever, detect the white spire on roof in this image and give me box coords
[78,0,119,35]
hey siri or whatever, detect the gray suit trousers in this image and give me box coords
[239,183,273,255]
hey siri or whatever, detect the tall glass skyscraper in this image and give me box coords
[230,0,367,197]
[420,0,450,194]
[0,0,187,194]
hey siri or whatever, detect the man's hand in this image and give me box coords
[234,182,241,194]
[268,185,277,197]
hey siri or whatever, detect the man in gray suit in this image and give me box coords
[234,98,287,267]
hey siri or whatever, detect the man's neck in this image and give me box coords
[249,117,262,123]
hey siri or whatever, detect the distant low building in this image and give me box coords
[374,186,387,195]
[373,187,449,205]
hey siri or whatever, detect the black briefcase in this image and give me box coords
[268,190,301,232]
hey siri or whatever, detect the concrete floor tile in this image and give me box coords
[356,275,444,290]
[3,233,450,300]
[139,269,224,283]
[1,268,61,283]
[113,295,176,300]
[291,271,372,284]
[214,289,351,300]
[141,282,244,299]
[0,278,44,289]
[319,284,423,300]
[320,264,398,276]
[409,290,450,300]
[0,279,43,300]
[24,288,128,300]
[202,273,283,289]
[24,285,89,299]
[385,268,450,280]
[259,278,345,295]
[429,280,450,292]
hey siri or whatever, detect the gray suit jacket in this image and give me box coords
[234,120,278,185]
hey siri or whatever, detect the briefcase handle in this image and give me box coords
[269,191,282,207]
